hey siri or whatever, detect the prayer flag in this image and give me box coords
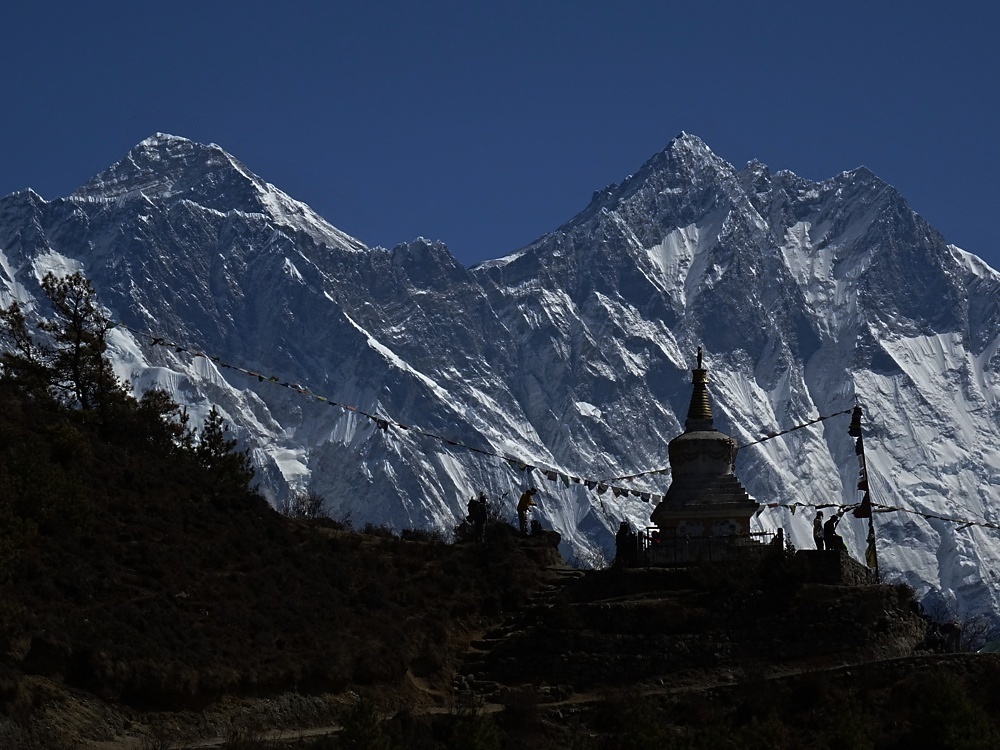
[865,537,877,568]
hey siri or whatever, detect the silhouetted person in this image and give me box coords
[813,511,825,551]
[614,520,637,567]
[517,487,538,535]
[467,492,488,542]
[824,511,846,552]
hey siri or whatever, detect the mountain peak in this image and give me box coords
[668,130,710,152]
[542,132,738,244]
[662,131,729,164]
[654,132,732,176]
[71,133,270,214]
[68,134,368,252]
[136,132,193,149]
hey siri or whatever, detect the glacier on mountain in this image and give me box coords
[0,131,998,623]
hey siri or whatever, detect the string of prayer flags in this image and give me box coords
[759,500,1000,533]
[607,466,669,482]
[738,407,855,449]
[121,321,1000,536]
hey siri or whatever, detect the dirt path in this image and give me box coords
[83,724,342,749]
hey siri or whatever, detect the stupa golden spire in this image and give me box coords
[685,346,713,430]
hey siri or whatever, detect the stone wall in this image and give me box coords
[797,549,878,585]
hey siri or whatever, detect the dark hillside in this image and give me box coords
[3,372,1000,749]
[0,376,562,746]
[1,357,999,748]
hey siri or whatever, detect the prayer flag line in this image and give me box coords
[116,323,1000,534]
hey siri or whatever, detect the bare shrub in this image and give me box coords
[280,490,326,519]
[960,612,1000,652]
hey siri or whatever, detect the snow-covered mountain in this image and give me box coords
[1,132,998,622]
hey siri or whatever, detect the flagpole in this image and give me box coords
[849,404,880,582]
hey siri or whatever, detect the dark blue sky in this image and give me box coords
[2,2,997,270]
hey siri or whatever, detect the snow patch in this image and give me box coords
[32,251,84,281]
[282,257,304,283]
[646,212,724,303]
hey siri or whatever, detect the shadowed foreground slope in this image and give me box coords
[2,379,1000,749]
[0,378,559,746]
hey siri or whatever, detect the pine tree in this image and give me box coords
[197,406,255,493]
[135,388,196,454]
[37,271,123,409]
[0,273,258,495]
[0,300,52,400]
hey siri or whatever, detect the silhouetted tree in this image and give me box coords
[0,300,53,400]
[134,387,196,454]
[197,406,255,493]
[0,273,258,496]
[38,271,122,409]
[0,272,124,409]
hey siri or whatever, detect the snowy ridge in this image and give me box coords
[71,133,366,253]
[1,133,999,621]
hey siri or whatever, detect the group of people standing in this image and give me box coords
[813,510,846,551]
[465,486,541,540]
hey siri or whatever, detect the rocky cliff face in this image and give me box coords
[1,132,998,620]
